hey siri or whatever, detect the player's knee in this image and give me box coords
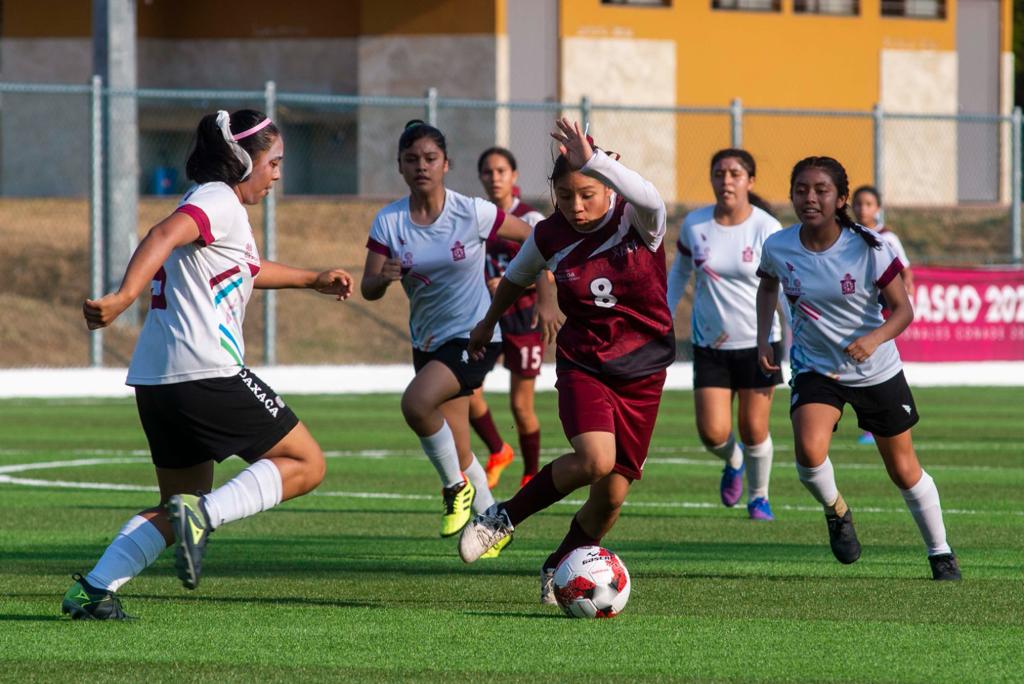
[698,426,730,450]
[577,452,615,484]
[510,399,533,425]
[400,392,430,430]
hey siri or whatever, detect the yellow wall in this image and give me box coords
[558,0,1004,204]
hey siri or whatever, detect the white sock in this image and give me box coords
[745,436,774,501]
[900,470,952,556]
[796,457,840,508]
[464,455,496,513]
[709,434,743,469]
[85,515,167,592]
[202,459,284,530]
[419,421,464,489]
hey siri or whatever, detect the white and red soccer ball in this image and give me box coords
[553,546,631,619]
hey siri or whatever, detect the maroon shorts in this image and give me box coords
[556,368,667,480]
[502,331,544,379]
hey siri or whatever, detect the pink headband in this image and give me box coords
[232,118,272,141]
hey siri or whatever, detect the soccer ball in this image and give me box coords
[553,546,631,618]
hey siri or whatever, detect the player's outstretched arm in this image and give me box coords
[493,213,532,243]
[468,277,528,359]
[255,261,353,300]
[83,212,200,330]
[756,276,781,373]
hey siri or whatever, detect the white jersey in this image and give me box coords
[667,205,782,349]
[368,189,503,351]
[877,225,910,268]
[127,182,260,385]
[757,225,905,387]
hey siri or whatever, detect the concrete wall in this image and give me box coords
[880,49,958,205]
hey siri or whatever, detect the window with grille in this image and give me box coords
[793,0,859,15]
[880,0,946,19]
[712,0,781,11]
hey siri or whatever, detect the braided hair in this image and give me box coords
[789,156,881,249]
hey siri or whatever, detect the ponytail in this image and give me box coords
[748,191,775,218]
[836,203,882,249]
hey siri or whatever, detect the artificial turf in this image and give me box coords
[0,388,1021,682]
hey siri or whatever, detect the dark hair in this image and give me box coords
[185,109,279,185]
[853,184,882,206]
[789,156,881,248]
[710,148,774,217]
[477,146,517,174]
[398,119,448,159]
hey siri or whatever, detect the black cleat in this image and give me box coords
[167,493,212,590]
[928,551,962,581]
[61,573,132,620]
[825,509,861,564]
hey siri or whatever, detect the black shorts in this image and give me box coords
[693,342,784,390]
[789,370,919,437]
[134,367,300,469]
[412,338,502,398]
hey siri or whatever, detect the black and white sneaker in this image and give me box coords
[459,505,514,563]
[539,567,557,605]
[825,509,861,564]
[928,551,962,581]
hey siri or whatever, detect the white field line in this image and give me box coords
[0,456,1020,517]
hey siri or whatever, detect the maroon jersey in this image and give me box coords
[486,200,544,335]
[532,195,675,379]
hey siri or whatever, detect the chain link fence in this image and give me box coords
[1,80,1020,368]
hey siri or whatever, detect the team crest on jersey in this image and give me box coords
[742,246,754,263]
[245,243,256,260]
[841,273,856,295]
[401,251,414,268]
[451,241,466,261]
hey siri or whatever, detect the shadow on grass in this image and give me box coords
[0,614,63,622]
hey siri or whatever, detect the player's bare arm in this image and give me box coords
[83,212,200,330]
[756,275,781,373]
[494,213,532,243]
[533,270,563,346]
[360,251,402,300]
[255,261,353,300]
[845,273,914,363]
[468,277,528,359]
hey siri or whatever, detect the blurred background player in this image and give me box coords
[361,121,533,552]
[851,184,914,446]
[459,119,675,605]
[755,156,960,581]
[63,109,354,619]
[666,149,783,520]
[470,146,554,490]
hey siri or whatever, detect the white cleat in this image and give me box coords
[540,567,557,605]
[458,505,514,563]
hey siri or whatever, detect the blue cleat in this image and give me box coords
[720,463,745,507]
[747,496,775,521]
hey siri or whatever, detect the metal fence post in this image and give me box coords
[1012,106,1022,264]
[873,103,885,225]
[425,87,438,126]
[263,80,277,365]
[580,95,592,131]
[90,75,105,367]
[730,98,743,148]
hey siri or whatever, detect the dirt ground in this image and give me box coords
[0,197,1012,367]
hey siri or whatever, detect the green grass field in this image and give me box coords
[1,388,1022,682]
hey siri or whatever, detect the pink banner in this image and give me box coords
[898,266,1024,361]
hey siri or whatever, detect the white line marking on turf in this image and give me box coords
[0,457,1020,517]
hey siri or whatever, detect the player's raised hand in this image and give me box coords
[468,320,495,361]
[550,118,593,171]
[83,292,131,330]
[313,268,354,300]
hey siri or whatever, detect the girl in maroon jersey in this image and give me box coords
[469,146,552,490]
[458,119,675,605]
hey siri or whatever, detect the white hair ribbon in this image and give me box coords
[215,110,253,181]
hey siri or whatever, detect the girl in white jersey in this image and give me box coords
[63,110,354,620]
[667,149,783,520]
[361,121,535,548]
[755,156,960,581]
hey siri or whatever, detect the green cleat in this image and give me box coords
[479,531,513,559]
[167,493,212,590]
[440,479,475,538]
[61,573,132,620]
